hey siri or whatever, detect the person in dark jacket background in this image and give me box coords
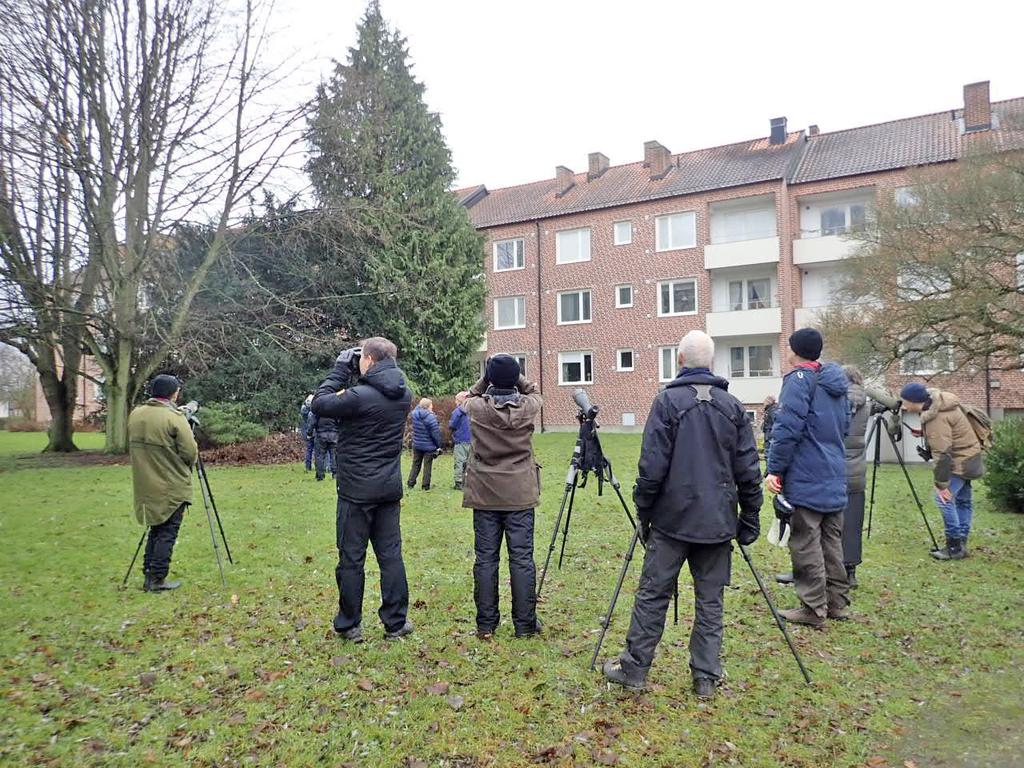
[462,355,543,640]
[840,365,869,587]
[308,411,339,482]
[602,331,763,700]
[300,393,315,471]
[766,328,850,627]
[762,394,779,464]
[408,398,442,491]
[449,391,471,490]
[312,337,414,643]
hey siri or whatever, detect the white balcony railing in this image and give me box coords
[792,234,860,265]
[706,306,782,338]
[704,236,780,270]
[727,376,783,404]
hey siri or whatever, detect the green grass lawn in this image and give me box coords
[1,431,1022,767]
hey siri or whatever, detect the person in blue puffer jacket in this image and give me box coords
[766,328,851,627]
[408,398,442,491]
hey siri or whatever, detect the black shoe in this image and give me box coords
[315,475,324,482]
[692,677,717,700]
[602,658,646,691]
[384,620,414,640]
[476,626,495,641]
[336,625,364,643]
[514,618,542,638]
[422,485,430,491]
[775,572,794,585]
[931,537,962,561]
[143,576,181,592]
[845,565,858,589]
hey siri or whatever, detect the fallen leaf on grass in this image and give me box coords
[904,762,918,768]
[405,760,428,768]
[173,735,193,749]
[593,748,619,765]
[294,618,308,631]
[330,655,351,668]
[138,672,157,689]
[230,594,240,606]
[225,666,240,679]
[425,681,449,695]
[446,694,465,710]
[244,689,267,701]
[226,712,246,726]
[356,678,374,692]
[866,758,888,767]
[534,743,572,762]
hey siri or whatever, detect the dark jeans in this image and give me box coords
[620,530,731,681]
[407,449,434,489]
[473,508,538,635]
[790,506,849,617]
[842,491,865,566]
[334,497,409,634]
[304,436,314,470]
[314,436,337,480]
[143,503,186,580]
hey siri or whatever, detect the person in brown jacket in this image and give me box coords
[461,354,543,639]
[899,382,984,560]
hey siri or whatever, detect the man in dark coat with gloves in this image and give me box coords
[602,331,763,699]
[766,328,851,627]
[312,337,414,643]
[462,354,543,640]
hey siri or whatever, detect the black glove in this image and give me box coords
[736,511,760,546]
[336,346,362,373]
[773,494,793,522]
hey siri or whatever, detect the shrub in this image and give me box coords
[404,395,458,450]
[987,417,1024,514]
[194,402,268,449]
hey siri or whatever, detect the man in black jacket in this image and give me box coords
[603,331,763,699]
[312,337,414,642]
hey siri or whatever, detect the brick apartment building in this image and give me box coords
[457,80,1024,433]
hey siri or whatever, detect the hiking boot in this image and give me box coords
[336,625,364,643]
[602,659,646,691]
[692,677,717,700]
[931,537,961,561]
[949,538,967,560]
[384,620,414,641]
[775,572,794,585]
[143,576,181,592]
[827,604,851,620]
[845,565,858,589]
[421,485,431,491]
[779,606,825,628]
[514,618,542,639]
[476,627,495,641]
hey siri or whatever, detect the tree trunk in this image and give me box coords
[38,370,78,453]
[104,376,130,454]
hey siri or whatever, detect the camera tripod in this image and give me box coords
[865,410,940,551]
[122,429,234,589]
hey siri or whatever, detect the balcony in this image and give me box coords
[704,236,780,270]
[794,306,824,329]
[792,234,861,265]
[706,306,782,337]
[728,377,783,404]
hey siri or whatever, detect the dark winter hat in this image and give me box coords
[788,328,823,361]
[486,354,520,389]
[150,374,181,399]
[899,382,930,404]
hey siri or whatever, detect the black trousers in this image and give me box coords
[334,497,409,634]
[314,436,337,480]
[841,490,865,567]
[621,529,731,681]
[143,504,186,580]
[473,508,538,634]
[407,449,434,489]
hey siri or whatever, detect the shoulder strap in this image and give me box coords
[669,384,743,428]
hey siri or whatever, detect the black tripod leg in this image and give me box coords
[197,455,233,564]
[197,463,228,589]
[866,417,882,540]
[122,528,148,587]
[557,479,579,570]
[739,544,812,685]
[673,579,679,626]
[538,469,577,597]
[887,428,941,550]
[590,524,642,671]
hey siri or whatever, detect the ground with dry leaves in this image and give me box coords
[1,430,1022,767]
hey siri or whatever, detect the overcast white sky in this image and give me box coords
[269,0,1024,192]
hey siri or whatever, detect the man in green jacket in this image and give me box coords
[129,374,198,592]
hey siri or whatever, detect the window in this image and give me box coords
[557,290,592,324]
[616,349,635,372]
[727,278,772,311]
[818,202,868,236]
[730,345,774,377]
[559,351,593,385]
[621,412,636,427]
[659,346,677,382]
[745,410,757,424]
[494,296,526,330]
[613,221,632,245]
[895,187,921,207]
[658,279,697,316]
[710,205,776,244]
[556,228,591,264]
[655,212,696,252]
[616,284,633,308]
[493,238,525,271]
[509,353,527,378]
[900,335,953,375]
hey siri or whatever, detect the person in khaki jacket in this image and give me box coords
[128,375,198,592]
[899,382,984,561]
[461,354,543,639]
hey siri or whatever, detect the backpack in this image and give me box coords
[959,405,993,451]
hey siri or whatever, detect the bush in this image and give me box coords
[404,396,458,450]
[194,402,269,449]
[987,417,1024,514]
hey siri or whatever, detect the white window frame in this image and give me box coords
[616,348,635,372]
[558,351,594,386]
[726,277,773,311]
[493,296,526,330]
[556,289,593,325]
[555,227,592,264]
[659,346,677,383]
[613,220,633,246]
[745,410,757,424]
[900,336,954,375]
[615,284,634,309]
[655,211,697,252]
[492,238,525,272]
[657,278,698,317]
[509,353,527,378]
[729,344,775,378]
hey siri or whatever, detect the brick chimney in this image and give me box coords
[770,117,787,145]
[555,165,576,197]
[963,81,992,132]
[587,152,609,181]
[643,141,671,180]
[808,124,820,136]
